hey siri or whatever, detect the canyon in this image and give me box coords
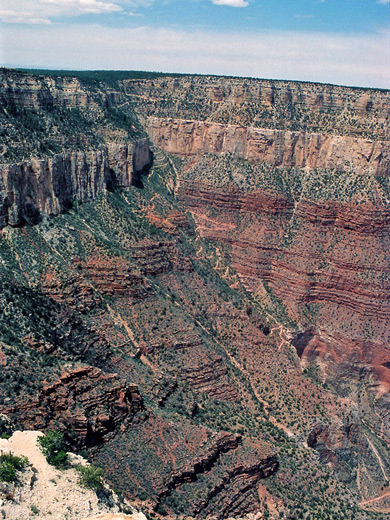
[0,68,389,519]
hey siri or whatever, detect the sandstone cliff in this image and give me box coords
[0,139,151,228]
[146,117,389,175]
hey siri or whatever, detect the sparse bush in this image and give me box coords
[0,461,16,482]
[37,430,68,468]
[0,453,28,482]
[76,464,104,491]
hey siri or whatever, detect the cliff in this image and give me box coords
[146,117,389,175]
[3,366,144,448]
[125,75,390,139]
[0,71,93,110]
[0,139,151,228]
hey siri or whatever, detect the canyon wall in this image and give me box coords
[0,139,151,228]
[127,75,390,140]
[1,69,389,518]
[0,71,99,110]
[179,180,390,344]
[146,117,390,175]
[146,116,390,410]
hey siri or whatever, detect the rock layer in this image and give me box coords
[126,75,390,139]
[0,139,151,228]
[0,72,93,110]
[146,117,390,175]
[3,366,143,447]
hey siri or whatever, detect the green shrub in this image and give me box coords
[37,430,68,468]
[0,453,28,482]
[0,453,28,470]
[76,464,104,491]
[0,461,16,482]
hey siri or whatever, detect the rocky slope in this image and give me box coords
[0,431,148,520]
[3,367,144,448]
[0,68,389,520]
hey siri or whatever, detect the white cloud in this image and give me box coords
[0,9,51,24]
[212,0,249,7]
[1,24,388,89]
[40,0,122,14]
[0,0,123,23]
[377,0,389,4]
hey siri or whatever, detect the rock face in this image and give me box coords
[307,420,365,468]
[92,414,278,519]
[126,75,390,139]
[177,175,390,425]
[306,419,390,502]
[4,367,143,447]
[146,117,390,175]
[144,107,390,502]
[146,112,390,398]
[0,71,92,110]
[0,140,151,228]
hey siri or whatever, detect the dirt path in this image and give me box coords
[194,319,294,438]
[106,304,158,373]
[270,325,290,352]
[365,435,389,483]
[360,491,390,506]
[0,431,121,519]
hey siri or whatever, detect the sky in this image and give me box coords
[0,1,389,88]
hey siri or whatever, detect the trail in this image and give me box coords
[107,303,139,348]
[270,325,290,352]
[106,304,156,372]
[365,434,389,483]
[359,491,390,506]
[194,318,294,438]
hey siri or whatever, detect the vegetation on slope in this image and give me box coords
[0,68,388,519]
[0,160,387,519]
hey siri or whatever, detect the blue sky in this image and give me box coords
[55,0,388,34]
[0,1,389,87]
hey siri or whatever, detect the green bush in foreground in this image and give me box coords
[37,430,68,468]
[0,453,29,482]
[76,464,104,491]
